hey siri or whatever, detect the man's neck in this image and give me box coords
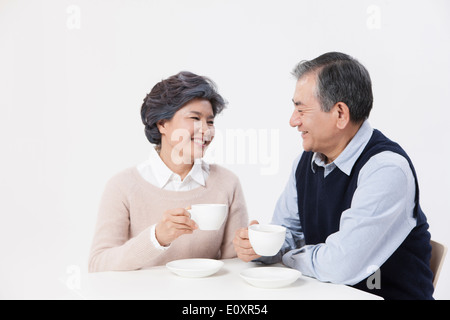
[323,122,363,164]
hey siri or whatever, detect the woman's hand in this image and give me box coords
[233,220,261,262]
[155,207,198,246]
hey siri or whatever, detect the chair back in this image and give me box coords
[430,240,448,288]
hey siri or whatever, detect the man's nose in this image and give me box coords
[289,111,301,127]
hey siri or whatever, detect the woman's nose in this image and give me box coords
[198,121,208,133]
[195,120,212,137]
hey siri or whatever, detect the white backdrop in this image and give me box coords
[1,0,449,299]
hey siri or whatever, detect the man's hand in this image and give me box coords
[233,220,261,262]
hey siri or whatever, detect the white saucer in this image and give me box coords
[240,267,301,288]
[166,258,224,278]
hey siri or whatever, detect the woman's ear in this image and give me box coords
[334,102,350,130]
[156,119,167,134]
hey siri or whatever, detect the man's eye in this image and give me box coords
[207,121,214,125]
[191,117,200,120]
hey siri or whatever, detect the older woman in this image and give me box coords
[89,71,248,272]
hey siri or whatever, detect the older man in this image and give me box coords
[233,52,434,300]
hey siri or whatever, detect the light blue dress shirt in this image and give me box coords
[259,121,417,285]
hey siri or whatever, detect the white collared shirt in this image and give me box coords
[137,147,210,191]
[136,147,210,250]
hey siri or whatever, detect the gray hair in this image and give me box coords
[292,52,373,123]
[141,71,226,145]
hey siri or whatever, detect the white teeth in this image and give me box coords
[193,138,206,145]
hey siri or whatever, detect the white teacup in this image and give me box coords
[188,204,227,230]
[248,224,286,256]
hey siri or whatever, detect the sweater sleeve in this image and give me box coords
[219,176,249,259]
[88,175,163,272]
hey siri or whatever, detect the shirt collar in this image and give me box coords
[311,120,373,176]
[148,147,209,188]
[187,158,209,186]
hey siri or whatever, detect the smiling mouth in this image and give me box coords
[192,138,209,147]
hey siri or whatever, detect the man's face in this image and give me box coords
[289,73,338,156]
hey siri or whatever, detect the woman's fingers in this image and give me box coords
[155,208,199,246]
[169,213,198,229]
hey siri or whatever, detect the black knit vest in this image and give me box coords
[295,129,434,299]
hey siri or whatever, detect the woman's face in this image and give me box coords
[158,99,215,165]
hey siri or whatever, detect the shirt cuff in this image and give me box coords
[149,224,171,251]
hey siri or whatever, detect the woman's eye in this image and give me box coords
[191,117,200,120]
[207,121,214,125]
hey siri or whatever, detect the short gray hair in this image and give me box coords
[141,71,226,145]
[292,52,373,123]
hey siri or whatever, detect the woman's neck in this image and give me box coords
[158,145,193,180]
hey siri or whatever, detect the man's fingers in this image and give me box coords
[237,250,260,262]
[233,236,253,249]
[233,223,263,262]
[238,247,258,256]
[236,227,249,240]
[237,221,258,239]
[233,239,257,256]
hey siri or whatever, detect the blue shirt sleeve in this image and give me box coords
[256,153,304,264]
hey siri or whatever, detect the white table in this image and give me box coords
[69,258,382,300]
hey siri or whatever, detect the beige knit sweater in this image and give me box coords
[88,165,249,272]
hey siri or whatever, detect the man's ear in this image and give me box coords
[334,102,351,130]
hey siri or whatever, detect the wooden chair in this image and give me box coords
[430,240,448,288]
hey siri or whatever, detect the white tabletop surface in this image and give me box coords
[69,258,382,300]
